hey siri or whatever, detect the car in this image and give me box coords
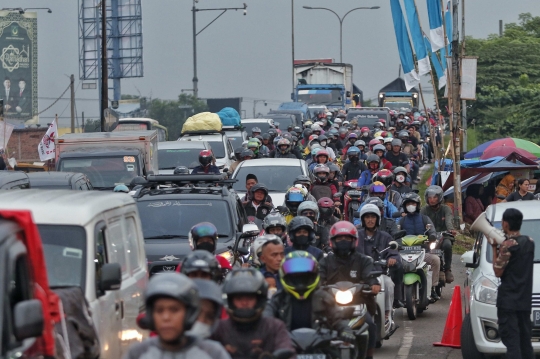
[275,102,312,123]
[460,200,540,358]
[266,113,300,130]
[0,190,149,359]
[346,107,390,128]
[178,131,235,172]
[0,171,30,189]
[132,174,253,275]
[231,157,310,205]
[158,140,212,174]
[27,171,94,190]
[241,119,276,136]
[222,125,248,149]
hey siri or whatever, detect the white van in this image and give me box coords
[0,190,148,359]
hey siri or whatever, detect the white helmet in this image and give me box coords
[250,234,282,267]
[311,124,322,131]
[359,204,381,226]
[384,138,393,144]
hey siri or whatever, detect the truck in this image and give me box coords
[55,130,158,190]
[378,77,419,111]
[292,60,354,110]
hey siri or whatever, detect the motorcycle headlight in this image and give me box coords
[429,242,436,250]
[474,276,498,305]
[218,250,233,264]
[335,290,354,305]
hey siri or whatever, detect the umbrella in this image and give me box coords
[465,138,540,159]
[480,147,537,160]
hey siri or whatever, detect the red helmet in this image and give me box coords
[368,139,380,149]
[360,127,370,133]
[329,221,358,255]
[315,149,329,160]
[373,169,394,188]
[380,131,388,138]
[317,197,334,208]
[199,150,213,166]
[379,119,386,125]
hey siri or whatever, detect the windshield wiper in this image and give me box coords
[145,235,189,239]
[326,101,344,106]
[159,167,178,170]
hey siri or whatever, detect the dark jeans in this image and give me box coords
[411,161,419,182]
[497,308,534,359]
[441,238,453,271]
[389,263,404,301]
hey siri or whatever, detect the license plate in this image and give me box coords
[533,310,540,327]
[298,355,326,359]
[347,190,362,197]
[402,246,422,251]
[430,249,442,255]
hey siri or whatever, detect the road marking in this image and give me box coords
[397,323,414,359]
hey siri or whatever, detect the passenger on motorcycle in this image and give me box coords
[384,138,393,152]
[340,132,358,160]
[358,154,382,186]
[372,144,393,170]
[311,164,338,201]
[319,221,379,359]
[283,186,308,223]
[360,126,373,144]
[357,204,405,314]
[259,236,285,291]
[309,149,331,172]
[373,169,403,210]
[191,150,220,174]
[390,166,412,195]
[211,269,295,358]
[342,147,367,182]
[317,134,336,160]
[285,215,324,260]
[262,212,288,244]
[243,183,274,220]
[398,193,441,302]
[354,182,399,225]
[327,163,342,190]
[420,185,456,284]
[384,139,410,171]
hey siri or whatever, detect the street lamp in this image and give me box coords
[303,6,379,63]
[1,8,24,14]
[192,1,247,99]
[23,8,52,13]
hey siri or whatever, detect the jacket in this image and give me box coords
[191,165,220,174]
[357,228,399,269]
[243,201,273,220]
[420,204,454,232]
[260,266,283,290]
[353,197,398,226]
[342,161,366,181]
[319,252,378,286]
[358,169,377,186]
[285,245,324,261]
[122,336,214,359]
[399,213,436,239]
[311,183,338,201]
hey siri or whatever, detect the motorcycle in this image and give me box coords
[289,328,339,358]
[342,180,365,222]
[429,231,455,298]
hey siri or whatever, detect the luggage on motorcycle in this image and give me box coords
[216,107,241,127]
[181,112,222,134]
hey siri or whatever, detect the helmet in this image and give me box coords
[364,196,384,212]
[294,174,312,190]
[391,138,402,147]
[280,251,320,300]
[255,135,263,142]
[250,183,269,200]
[277,138,291,154]
[247,140,259,150]
[402,192,422,212]
[144,273,200,331]
[369,181,387,197]
[374,122,383,129]
[113,184,129,193]
[304,121,313,128]
[425,185,444,205]
[222,268,268,323]
[251,137,262,146]
[393,166,407,175]
[234,147,244,159]
[285,187,307,214]
[311,124,322,132]
[303,128,313,140]
[375,136,384,142]
[189,222,218,252]
[314,149,329,161]
[192,279,223,326]
[347,146,361,156]
[373,144,386,154]
[398,130,409,138]
[373,169,394,188]
[313,164,330,183]
[262,133,271,141]
[360,203,381,226]
[268,128,278,138]
[329,221,358,256]
[348,133,358,140]
[360,126,370,133]
[317,197,334,219]
[251,127,262,134]
[368,139,380,149]
[173,166,189,175]
[327,162,340,175]
[181,250,221,281]
[262,213,287,241]
[338,127,348,135]
[380,131,389,138]
[318,134,328,146]
[250,234,283,267]
[273,136,283,146]
[383,138,393,144]
[241,149,254,159]
[282,132,293,140]
[311,147,322,157]
[288,216,316,249]
[366,154,380,166]
[199,149,213,166]
[297,201,320,222]
[293,126,302,135]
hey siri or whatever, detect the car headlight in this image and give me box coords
[474,275,498,305]
[335,290,354,305]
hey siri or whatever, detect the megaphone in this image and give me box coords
[471,212,506,245]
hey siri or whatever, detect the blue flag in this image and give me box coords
[390,0,420,91]
[424,36,446,89]
[444,0,452,55]
[426,0,444,51]
[404,0,431,76]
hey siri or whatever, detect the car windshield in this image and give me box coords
[385,101,413,111]
[346,112,387,128]
[114,122,150,131]
[297,89,342,105]
[137,199,232,239]
[269,117,295,129]
[59,156,140,189]
[206,141,225,158]
[38,225,86,289]
[242,122,272,135]
[486,220,540,263]
[158,148,201,169]
[232,165,303,192]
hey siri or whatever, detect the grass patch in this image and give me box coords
[417,163,434,200]
[454,233,475,255]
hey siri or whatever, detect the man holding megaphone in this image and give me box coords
[490,208,534,358]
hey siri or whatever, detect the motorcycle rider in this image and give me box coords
[385,139,410,171]
[285,215,324,260]
[372,144,393,170]
[282,186,308,223]
[191,150,220,174]
[390,166,412,195]
[358,154,382,186]
[342,147,367,182]
[319,221,379,359]
[359,197,400,238]
[211,269,295,358]
[186,223,234,274]
[293,175,317,202]
[259,236,285,291]
[373,169,403,210]
[311,164,338,201]
[229,147,245,174]
[340,133,359,160]
[180,250,222,281]
[354,182,399,224]
[317,134,336,160]
[317,197,338,247]
[123,273,214,359]
[398,193,441,302]
[243,183,274,220]
[309,149,331,172]
[420,185,456,284]
[273,138,297,159]
[262,212,288,243]
[357,204,405,314]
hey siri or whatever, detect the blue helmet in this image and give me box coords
[346,146,361,155]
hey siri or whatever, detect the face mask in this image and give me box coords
[349,139,356,144]
[320,208,333,218]
[196,241,215,253]
[189,321,213,339]
[406,205,417,213]
[334,240,352,256]
[396,175,405,183]
[305,215,317,223]
[294,234,310,249]
[362,132,369,137]
[349,156,359,163]
[320,141,327,147]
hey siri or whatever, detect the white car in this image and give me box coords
[157,140,212,174]
[231,158,310,205]
[461,200,540,358]
[178,132,235,171]
[241,119,277,136]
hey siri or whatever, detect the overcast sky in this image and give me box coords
[4,0,539,127]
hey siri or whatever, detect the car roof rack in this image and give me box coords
[180,130,224,136]
[146,174,237,188]
[222,125,245,131]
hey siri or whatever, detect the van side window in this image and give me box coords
[107,219,128,276]
[125,216,141,274]
[95,224,108,295]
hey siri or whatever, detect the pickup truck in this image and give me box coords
[56,130,158,190]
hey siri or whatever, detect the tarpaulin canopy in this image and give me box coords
[465,137,540,159]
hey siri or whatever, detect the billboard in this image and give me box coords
[0,11,37,122]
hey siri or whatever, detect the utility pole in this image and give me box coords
[461,0,467,152]
[291,0,295,93]
[70,74,75,133]
[100,0,108,132]
[192,1,198,99]
[82,111,85,133]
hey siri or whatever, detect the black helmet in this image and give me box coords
[145,273,200,331]
[294,175,312,190]
[366,154,380,165]
[303,128,313,140]
[425,185,444,205]
[293,126,302,135]
[234,147,244,160]
[262,133,271,141]
[268,128,278,138]
[288,216,315,250]
[222,268,268,323]
[364,196,384,212]
[250,183,269,199]
[181,250,221,281]
[174,166,189,175]
[192,279,223,325]
[241,149,254,160]
[189,222,218,253]
[401,192,421,212]
[251,127,262,135]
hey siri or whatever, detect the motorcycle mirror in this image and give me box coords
[392,211,403,218]
[389,241,399,249]
[237,247,249,256]
[276,205,288,213]
[392,230,406,240]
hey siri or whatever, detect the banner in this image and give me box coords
[426,0,444,51]
[424,36,446,89]
[444,0,452,55]
[0,121,15,150]
[38,119,57,161]
[460,57,478,100]
[404,0,431,76]
[0,11,38,124]
[390,0,420,91]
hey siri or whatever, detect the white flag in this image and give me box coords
[38,119,58,161]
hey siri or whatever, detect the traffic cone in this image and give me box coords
[433,285,463,348]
